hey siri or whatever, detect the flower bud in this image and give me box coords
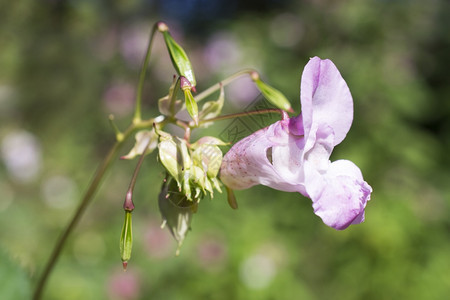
[181,77,199,125]
[251,72,292,112]
[120,211,133,266]
[158,134,191,187]
[159,26,197,87]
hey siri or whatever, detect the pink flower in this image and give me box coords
[220,57,372,230]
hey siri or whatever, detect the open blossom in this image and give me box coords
[220,57,372,230]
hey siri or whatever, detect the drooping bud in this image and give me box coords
[251,72,293,112]
[120,211,133,266]
[158,178,197,255]
[180,76,199,125]
[158,23,197,87]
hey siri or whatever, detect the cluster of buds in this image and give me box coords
[157,132,226,253]
[118,21,294,266]
[157,130,225,201]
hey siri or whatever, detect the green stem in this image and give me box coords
[133,24,158,124]
[198,108,286,125]
[123,136,154,211]
[32,117,158,300]
[33,140,123,300]
[194,69,256,103]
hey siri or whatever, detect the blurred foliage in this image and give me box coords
[1,0,449,299]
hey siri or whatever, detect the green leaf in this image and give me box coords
[162,31,197,87]
[254,78,292,112]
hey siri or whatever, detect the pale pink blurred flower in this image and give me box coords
[203,32,242,74]
[106,269,141,300]
[102,82,135,117]
[196,235,228,271]
[144,221,174,259]
[1,130,42,183]
[120,23,150,68]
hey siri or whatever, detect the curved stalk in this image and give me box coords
[194,69,256,103]
[198,108,286,126]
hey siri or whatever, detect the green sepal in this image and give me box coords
[120,211,133,262]
[254,78,292,112]
[190,136,228,149]
[225,185,238,209]
[121,130,158,160]
[162,31,197,87]
[158,76,182,116]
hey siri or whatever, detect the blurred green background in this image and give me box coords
[1,0,449,299]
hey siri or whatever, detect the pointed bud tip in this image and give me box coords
[122,261,128,271]
[250,71,259,81]
[180,76,192,90]
[287,107,294,113]
[157,22,169,32]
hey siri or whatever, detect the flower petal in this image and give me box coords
[220,119,305,193]
[305,159,372,230]
[300,57,353,152]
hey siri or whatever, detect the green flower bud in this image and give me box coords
[251,72,293,112]
[158,23,197,87]
[181,77,199,125]
[158,137,181,184]
[158,134,191,187]
[120,211,133,266]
